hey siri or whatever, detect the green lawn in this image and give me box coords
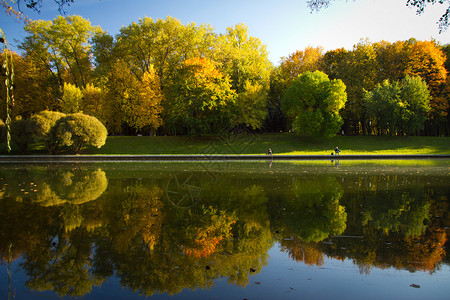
[85,133,450,155]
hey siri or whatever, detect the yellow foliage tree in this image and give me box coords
[406,40,448,118]
[280,46,323,82]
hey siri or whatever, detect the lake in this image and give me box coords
[0,160,449,299]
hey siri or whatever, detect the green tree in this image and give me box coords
[266,67,288,132]
[55,113,107,153]
[399,75,431,134]
[282,70,347,137]
[364,76,431,135]
[363,80,402,135]
[29,110,66,153]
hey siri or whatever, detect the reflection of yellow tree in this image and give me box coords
[403,230,447,272]
[222,184,272,287]
[53,169,108,205]
[103,183,164,254]
[105,181,273,295]
[279,236,324,266]
[0,168,108,207]
[183,206,237,258]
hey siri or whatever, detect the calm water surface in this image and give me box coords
[0,160,449,299]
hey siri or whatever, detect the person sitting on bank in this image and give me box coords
[334,147,340,155]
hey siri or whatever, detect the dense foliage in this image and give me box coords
[29,110,66,153]
[55,113,107,153]
[282,71,347,137]
[1,14,449,144]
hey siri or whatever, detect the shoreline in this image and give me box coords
[0,154,449,163]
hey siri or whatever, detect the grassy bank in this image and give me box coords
[84,134,450,155]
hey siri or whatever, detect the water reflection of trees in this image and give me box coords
[0,167,449,297]
[320,175,448,274]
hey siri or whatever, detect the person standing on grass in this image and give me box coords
[335,147,340,155]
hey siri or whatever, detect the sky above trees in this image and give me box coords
[1,0,449,64]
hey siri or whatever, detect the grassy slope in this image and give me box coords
[88,133,450,155]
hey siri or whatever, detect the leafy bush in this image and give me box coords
[29,110,66,154]
[55,113,107,154]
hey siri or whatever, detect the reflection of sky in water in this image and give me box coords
[1,243,449,300]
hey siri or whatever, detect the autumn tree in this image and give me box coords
[319,40,378,134]
[282,70,347,137]
[106,60,164,134]
[320,39,447,135]
[123,67,164,133]
[373,40,410,83]
[406,40,448,134]
[217,24,272,130]
[345,40,379,134]
[0,51,58,119]
[280,46,323,83]
[60,82,82,113]
[20,15,101,89]
[165,57,236,134]
[80,83,106,118]
[114,16,215,90]
[319,47,350,80]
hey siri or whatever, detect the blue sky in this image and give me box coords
[1,0,449,64]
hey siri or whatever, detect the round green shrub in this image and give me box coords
[55,113,108,154]
[29,110,66,154]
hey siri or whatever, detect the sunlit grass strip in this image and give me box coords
[89,135,449,156]
[277,147,441,155]
[3,134,449,155]
[283,159,442,167]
